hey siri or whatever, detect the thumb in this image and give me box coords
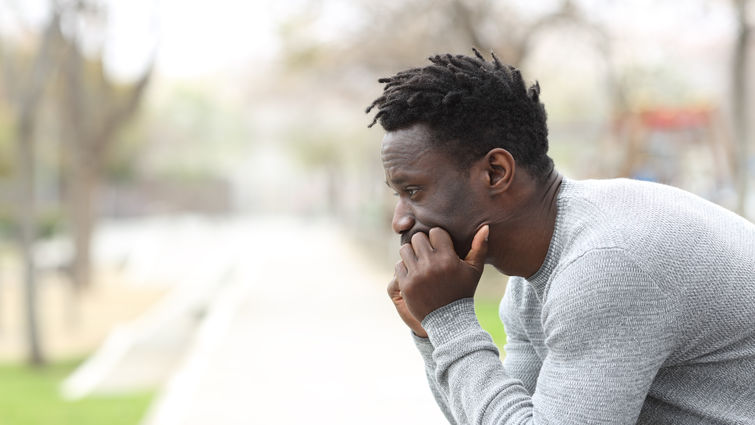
[464,224,489,269]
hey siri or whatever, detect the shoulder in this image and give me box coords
[560,177,755,286]
[552,178,687,279]
[548,246,671,305]
[542,247,679,344]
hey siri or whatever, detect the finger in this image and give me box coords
[394,259,408,278]
[464,224,489,268]
[410,232,434,259]
[428,227,455,255]
[387,275,400,298]
[399,243,418,270]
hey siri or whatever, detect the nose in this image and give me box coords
[392,198,415,235]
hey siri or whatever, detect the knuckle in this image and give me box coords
[394,260,404,273]
[438,256,456,272]
[387,278,397,293]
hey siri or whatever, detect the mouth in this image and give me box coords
[400,229,428,246]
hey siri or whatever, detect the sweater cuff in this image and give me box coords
[411,331,435,362]
[422,298,481,347]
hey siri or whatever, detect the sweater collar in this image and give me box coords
[523,177,572,299]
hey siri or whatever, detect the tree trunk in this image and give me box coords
[17,119,44,366]
[1,8,62,366]
[732,0,751,216]
[68,147,98,291]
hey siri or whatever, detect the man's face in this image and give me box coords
[381,124,486,258]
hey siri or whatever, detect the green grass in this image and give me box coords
[475,296,507,352]
[0,358,154,425]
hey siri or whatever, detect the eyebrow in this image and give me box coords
[385,177,408,189]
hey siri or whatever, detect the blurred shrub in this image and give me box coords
[0,208,66,239]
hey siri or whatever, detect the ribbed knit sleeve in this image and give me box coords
[421,249,679,425]
[412,333,459,424]
[499,280,542,395]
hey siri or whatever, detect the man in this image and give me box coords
[366,49,755,424]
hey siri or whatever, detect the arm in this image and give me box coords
[412,333,459,424]
[423,249,678,424]
[387,272,460,423]
[499,278,543,395]
[392,226,493,424]
[411,279,543,424]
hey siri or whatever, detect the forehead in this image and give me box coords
[381,124,432,157]
[381,124,455,174]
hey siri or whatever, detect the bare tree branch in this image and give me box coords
[450,0,489,49]
[0,37,20,102]
[18,12,62,116]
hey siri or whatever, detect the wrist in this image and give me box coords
[412,328,429,339]
[421,298,479,346]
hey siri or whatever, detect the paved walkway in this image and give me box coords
[140,217,447,425]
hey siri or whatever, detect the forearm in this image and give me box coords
[424,299,535,425]
[412,333,460,424]
[422,291,673,424]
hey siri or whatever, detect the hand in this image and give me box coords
[395,225,489,323]
[387,274,428,338]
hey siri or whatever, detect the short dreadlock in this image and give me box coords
[366,49,553,180]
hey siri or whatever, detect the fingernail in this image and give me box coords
[484,225,490,242]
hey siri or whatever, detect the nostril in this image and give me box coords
[391,199,415,234]
[392,213,415,234]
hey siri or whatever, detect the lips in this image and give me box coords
[400,232,414,246]
[400,229,430,246]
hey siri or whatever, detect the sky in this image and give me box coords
[107,0,280,80]
[109,0,361,81]
[0,0,743,83]
[105,0,741,83]
[0,0,293,80]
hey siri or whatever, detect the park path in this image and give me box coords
[139,217,447,425]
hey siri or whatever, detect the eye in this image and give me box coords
[405,187,420,198]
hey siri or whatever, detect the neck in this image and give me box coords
[488,168,563,278]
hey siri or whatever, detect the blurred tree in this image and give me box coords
[0,7,64,366]
[731,0,752,215]
[286,126,348,215]
[55,1,154,290]
[0,107,14,177]
[276,0,616,218]
[138,86,250,181]
[296,0,609,72]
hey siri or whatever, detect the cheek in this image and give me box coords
[420,200,476,243]
[416,179,482,237]
[446,194,487,250]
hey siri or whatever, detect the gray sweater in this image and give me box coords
[414,178,755,424]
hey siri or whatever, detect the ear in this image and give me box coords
[481,148,515,195]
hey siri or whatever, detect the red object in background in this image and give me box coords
[639,107,711,130]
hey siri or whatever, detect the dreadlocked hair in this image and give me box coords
[366,48,553,180]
